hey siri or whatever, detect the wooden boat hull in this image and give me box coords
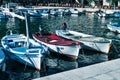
[32,33,81,60]
[4,48,41,70]
[1,34,43,70]
[56,30,111,54]
[78,39,111,53]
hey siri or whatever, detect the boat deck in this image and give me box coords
[34,58,120,80]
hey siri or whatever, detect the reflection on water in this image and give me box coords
[78,50,108,67]
[0,14,120,79]
[0,50,108,79]
[46,57,78,70]
[43,56,78,76]
[0,58,41,80]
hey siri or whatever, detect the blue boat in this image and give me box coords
[0,12,10,19]
[107,20,120,33]
[1,14,48,71]
[113,11,120,18]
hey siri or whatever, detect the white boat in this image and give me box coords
[57,8,71,16]
[94,10,106,17]
[103,10,114,18]
[40,9,49,16]
[50,9,58,16]
[1,14,48,71]
[0,7,24,19]
[57,8,64,16]
[107,21,120,33]
[32,33,81,60]
[63,9,71,15]
[56,30,111,54]
[70,8,81,15]
[28,10,41,17]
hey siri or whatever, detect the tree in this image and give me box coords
[87,0,94,3]
[87,0,94,5]
[106,0,120,9]
[0,0,3,5]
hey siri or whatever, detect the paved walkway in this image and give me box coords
[34,58,120,80]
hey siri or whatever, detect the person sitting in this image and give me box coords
[61,22,67,30]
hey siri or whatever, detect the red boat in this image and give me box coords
[32,32,82,60]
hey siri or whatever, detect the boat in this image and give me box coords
[56,30,111,54]
[113,11,120,18]
[94,10,114,18]
[28,10,41,17]
[94,10,106,17]
[57,8,64,16]
[40,9,49,16]
[49,9,58,16]
[103,10,114,18]
[70,8,82,15]
[32,32,81,60]
[57,8,71,16]
[0,9,10,19]
[0,7,24,19]
[0,47,6,71]
[1,13,48,71]
[63,9,71,16]
[107,20,120,33]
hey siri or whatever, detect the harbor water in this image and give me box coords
[0,13,120,80]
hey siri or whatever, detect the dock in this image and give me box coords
[34,58,120,80]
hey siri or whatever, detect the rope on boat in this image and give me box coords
[46,53,74,70]
[109,38,120,53]
[79,47,86,59]
[111,41,119,53]
[1,63,6,72]
[24,59,28,71]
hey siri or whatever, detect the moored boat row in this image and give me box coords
[0,12,113,71]
[27,8,85,17]
[0,12,82,71]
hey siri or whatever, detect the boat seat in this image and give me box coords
[9,41,25,48]
[49,40,58,42]
[8,42,15,48]
[15,42,24,47]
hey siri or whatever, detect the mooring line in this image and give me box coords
[111,42,119,53]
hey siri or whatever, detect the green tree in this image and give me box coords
[0,0,3,5]
[87,0,94,3]
[106,0,120,9]
[87,0,94,6]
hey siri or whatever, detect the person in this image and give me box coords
[61,22,67,30]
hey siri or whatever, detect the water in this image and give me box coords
[0,14,120,80]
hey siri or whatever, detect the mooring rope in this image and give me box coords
[111,42,119,53]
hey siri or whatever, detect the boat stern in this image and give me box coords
[26,49,42,71]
